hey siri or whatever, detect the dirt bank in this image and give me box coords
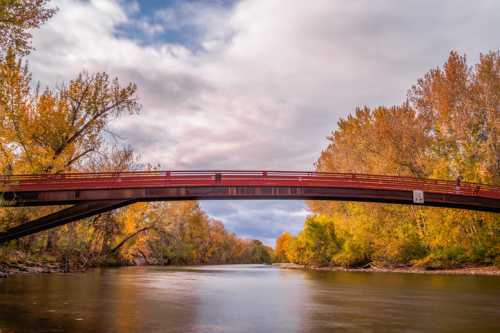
[273,263,500,276]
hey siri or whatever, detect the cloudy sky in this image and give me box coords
[28,0,500,245]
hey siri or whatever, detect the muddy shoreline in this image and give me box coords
[273,263,500,276]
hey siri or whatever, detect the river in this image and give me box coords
[0,265,499,332]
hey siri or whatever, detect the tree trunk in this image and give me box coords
[108,226,154,255]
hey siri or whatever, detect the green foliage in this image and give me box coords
[296,215,340,266]
[331,240,370,268]
[412,247,469,270]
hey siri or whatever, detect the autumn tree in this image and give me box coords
[409,51,499,184]
[0,0,271,269]
[0,48,140,252]
[0,51,140,174]
[0,0,56,57]
[407,50,500,267]
[293,50,500,269]
[274,231,294,262]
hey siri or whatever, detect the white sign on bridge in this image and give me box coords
[413,190,424,204]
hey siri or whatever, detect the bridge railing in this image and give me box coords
[1,170,499,199]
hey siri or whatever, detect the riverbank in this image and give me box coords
[0,250,92,277]
[3,260,500,277]
[0,261,66,277]
[274,263,500,276]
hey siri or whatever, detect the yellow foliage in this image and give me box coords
[291,50,500,268]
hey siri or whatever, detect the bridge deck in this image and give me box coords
[1,170,499,197]
[0,171,498,243]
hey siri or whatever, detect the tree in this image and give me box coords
[0,0,57,57]
[409,51,499,184]
[0,0,270,270]
[0,51,140,174]
[0,49,140,252]
[274,231,294,263]
[303,50,500,269]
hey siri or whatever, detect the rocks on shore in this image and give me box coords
[0,261,65,276]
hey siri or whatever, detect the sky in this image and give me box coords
[27,0,500,245]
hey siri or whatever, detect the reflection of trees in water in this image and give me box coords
[0,268,198,333]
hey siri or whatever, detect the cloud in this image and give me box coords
[203,200,309,246]
[27,0,500,245]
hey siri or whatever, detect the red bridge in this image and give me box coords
[1,170,499,243]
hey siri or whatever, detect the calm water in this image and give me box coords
[0,265,499,333]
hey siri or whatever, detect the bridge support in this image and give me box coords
[0,200,133,244]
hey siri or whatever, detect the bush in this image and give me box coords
[412,247,468,269]
[331,240,370,268]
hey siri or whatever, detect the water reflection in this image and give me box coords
[192,265,308,332]
[0,266,499,332]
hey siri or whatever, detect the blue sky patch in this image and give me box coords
[115,0,238,50]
